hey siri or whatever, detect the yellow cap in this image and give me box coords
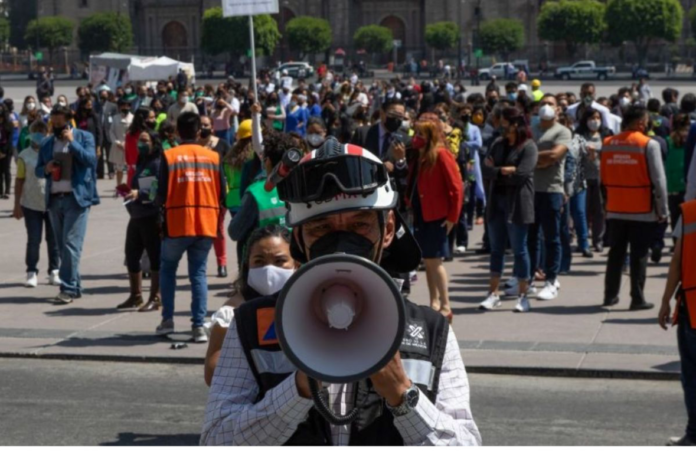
[237,119,252,140]
[532,79,541,88]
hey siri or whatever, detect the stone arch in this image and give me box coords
[162,21,188,52]
[380,15,407,62]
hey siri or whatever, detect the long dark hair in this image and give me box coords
[0,106,14,135]
[139,129,164,161]
[670,113,690,148]
[576,107,612,139]
[130,107,151,136]
[501,107,531,147]
[231,225,292,299]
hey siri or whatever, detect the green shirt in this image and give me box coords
[666,137,686,194]
[247,180,287,228]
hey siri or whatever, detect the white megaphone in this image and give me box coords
[275,254,406,385]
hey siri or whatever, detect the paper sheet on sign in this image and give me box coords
[222,0,279,17]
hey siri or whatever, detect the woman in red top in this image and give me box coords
[400,115,463,321]
[125,107,157,185]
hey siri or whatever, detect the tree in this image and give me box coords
[8,0,37,49]
[201,7,280,57]
[0,18,9,50]
[537,0,606,57]
[689,6,696,40]
[478,19,525,60]
[285,16,332,59]
[353,25,394,55]
[425,21,460,55]
[77,12,133,56]
[606,0,683,66]
[25,16,74,61]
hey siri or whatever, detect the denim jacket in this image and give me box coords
[35,129,100,208]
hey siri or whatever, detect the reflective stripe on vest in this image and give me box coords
[680,201,696,329]
[164,145,221,238]
[601,132,653,215]
[247,181,287,228]
[249,349,437,390]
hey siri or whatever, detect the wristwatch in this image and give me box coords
[385,383,420,417]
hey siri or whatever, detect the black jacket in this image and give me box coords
[482,138,538,225]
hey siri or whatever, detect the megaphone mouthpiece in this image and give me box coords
[322,284,358,330]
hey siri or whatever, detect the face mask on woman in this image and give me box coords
[412,135,427,150]
[306,133,325,148]
[247,265,295,296]
[26,102,36,111]
[587,120,601,132]
[137,142,151,157]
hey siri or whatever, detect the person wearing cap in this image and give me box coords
[531,80,544,102]
[201,138,481,446]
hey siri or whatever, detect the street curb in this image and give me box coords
[0,351,680,381]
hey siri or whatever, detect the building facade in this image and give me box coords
[38,0,696,64]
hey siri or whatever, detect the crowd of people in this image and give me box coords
[2,64,696,445]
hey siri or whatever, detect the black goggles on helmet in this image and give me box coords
[277,155,389,204]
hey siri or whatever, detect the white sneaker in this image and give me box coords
[25,272,38,288]
[554,278,561,289]
[537,281,559,301]
[504,282,536,297]
[48,270,61,286]
[455,246,467,254]
[514,295,531,313]
[478,293,502,311]
[504,277,518,289]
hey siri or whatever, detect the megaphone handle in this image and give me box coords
[309,378,361,426]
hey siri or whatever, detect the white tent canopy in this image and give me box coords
[128,56,195,82]
[89,53,195,89]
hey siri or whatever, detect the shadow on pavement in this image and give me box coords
[46,306,125,317]
[101,432,200,446]
[653,360,680,372]
[0,296,56,305]
[528,304,608,315]
[54,334,168,348]
[603,317,658,325]
[80,273,127,281]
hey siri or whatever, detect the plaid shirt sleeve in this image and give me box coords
[393,327,482,446]
[200,319,314,446]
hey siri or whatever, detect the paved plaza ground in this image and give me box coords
[0,175,679,377]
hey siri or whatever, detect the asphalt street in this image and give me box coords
[0,358,686,446]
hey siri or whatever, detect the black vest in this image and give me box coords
[234,295,450,446]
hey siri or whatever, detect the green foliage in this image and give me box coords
[201,7,280,56]
[479,19,525,59]
[689,6,696,40]
[606,0,683,65]
[425,21,460,52]
[537,0,606,56]
[77,12,133,55]
[353,25,394,54]
[285,16,332,58]
[25,16,74,58]
[0,18,9,47]
[8,0,37,48]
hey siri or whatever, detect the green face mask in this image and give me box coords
[137,142,151,157]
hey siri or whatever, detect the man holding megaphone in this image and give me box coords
[201,138,481,446]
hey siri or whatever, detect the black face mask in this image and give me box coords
[384,116,402,133]
[487,98,499,108]
[53,126,66,138]
[308,231,378,262]
[461,114,471,124]
[145,120,157,130]
[200,128,212,139]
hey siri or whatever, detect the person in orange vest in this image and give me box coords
[600,105,668,310]
[658,199,696,446]
[155,112,226,343]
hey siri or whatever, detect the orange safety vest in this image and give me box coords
[164,144,221,238]
[678,200,696,329]
[601,131,653,215]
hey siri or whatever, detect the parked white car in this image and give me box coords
[554,61,616,81]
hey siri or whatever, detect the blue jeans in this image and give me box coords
[160,236,214,328]
[487,201,531,280]
[560,201,572,273]
[678,306,696,441]
[528,192,563,283]
[23,207,60,274]
[215,129,231,145]
[48,195,90,296]
[570,189,589,251]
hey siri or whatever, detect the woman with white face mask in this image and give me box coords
[20,96,38,128]
[204,225,298,386]
[305,117,327,149]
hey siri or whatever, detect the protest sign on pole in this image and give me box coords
[222,0,280,101]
